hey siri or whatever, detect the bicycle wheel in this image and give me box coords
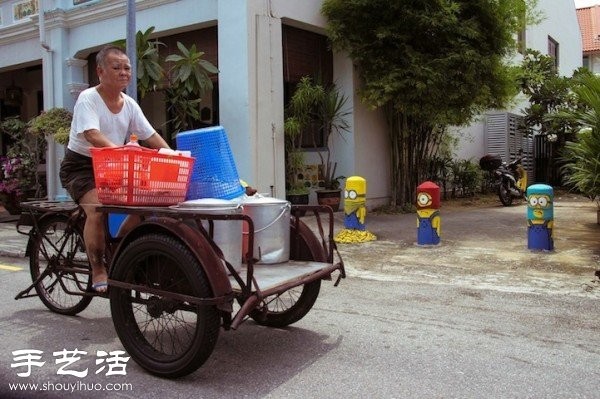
[30,215,92,315]
[109,233,220,378]
[250,219,325,328]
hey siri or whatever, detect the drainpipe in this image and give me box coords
[126,0,137,102]
[39,0,59,200]
[39,0,50,52]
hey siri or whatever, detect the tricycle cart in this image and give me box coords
[15,200,345,378]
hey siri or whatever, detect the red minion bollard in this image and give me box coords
[416,181,441,245]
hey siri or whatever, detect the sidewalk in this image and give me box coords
[1,195,599,296]
[0,207,26,258]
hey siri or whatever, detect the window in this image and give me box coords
[583,55,590,70]
[548,36,559,70]
[282,25,333,149]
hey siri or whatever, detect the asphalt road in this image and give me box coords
[1,254,598,399]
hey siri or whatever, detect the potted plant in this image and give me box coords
[284,116,310,206]
[300,77,350,211]
[284,77,332,207]
[115,28,218,144]
[165,41,219,141]
[27,107,73,200]
[28,107,73,145]
[0,117,39,214]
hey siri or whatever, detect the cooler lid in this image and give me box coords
[178,198,239,208]
[241,196,289,206]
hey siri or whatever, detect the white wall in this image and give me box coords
[452,0,583,162]
[527,0,582,77]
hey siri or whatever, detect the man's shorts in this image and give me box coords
[60,149,96,203]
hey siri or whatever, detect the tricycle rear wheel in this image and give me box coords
[109,232,220,378]
[249,220,326,327]
[30,214,92,315]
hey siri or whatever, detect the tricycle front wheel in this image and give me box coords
[109,232,220,378]
[29,214,92,315]
[249,220,326,327]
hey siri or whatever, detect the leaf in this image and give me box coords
[199,59,219,74]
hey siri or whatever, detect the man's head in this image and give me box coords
[96,45,131,91]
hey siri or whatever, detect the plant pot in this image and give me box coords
[286,192,309,205]
[286,192,309,217]
[316,189,342,212]
[0,193,24,215]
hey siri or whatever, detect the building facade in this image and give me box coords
[0,0,391,206]
[0,0,583,204]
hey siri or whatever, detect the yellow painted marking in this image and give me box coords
[0,264,23,271]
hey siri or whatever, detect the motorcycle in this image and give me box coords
[479,154,527,206]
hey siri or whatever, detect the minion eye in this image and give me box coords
[417,193,431,206]
[344,190,349,199]
[348,190,357,200]
[538,197,548,207]
[529,197,539,207]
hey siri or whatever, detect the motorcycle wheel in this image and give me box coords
[498,182,513,206]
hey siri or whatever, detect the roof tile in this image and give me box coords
[577,6,600,53]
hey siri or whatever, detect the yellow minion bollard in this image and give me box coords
[334,176,376,243]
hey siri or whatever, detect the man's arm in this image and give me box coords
[144,132,170,149]
[83,129,118,148]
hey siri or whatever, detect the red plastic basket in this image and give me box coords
[90,146,194,206]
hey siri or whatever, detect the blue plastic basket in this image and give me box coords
[176,126,245,200]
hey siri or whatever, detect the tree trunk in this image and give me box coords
[385,104,446,209]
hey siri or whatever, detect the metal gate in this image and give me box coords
[484,112,533,184]
[533,135,561,185]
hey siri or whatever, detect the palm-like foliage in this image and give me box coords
[285,77,350,190]
[562,74,600,206]
[317,87,350,189]
[165,42,219,134]
[113,27,164,99]
[284,116,308,194]
[166,42,218,95]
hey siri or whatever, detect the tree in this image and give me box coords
[561,74,600,206]
[321,0,530,207]
[517,50,590,184]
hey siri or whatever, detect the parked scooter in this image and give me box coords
[479,154,527,206]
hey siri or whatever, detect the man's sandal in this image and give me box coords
[91,281,108,293]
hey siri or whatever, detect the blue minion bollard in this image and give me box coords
[416,181,441,246]
[527,184,554,251]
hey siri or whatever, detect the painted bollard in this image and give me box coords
[334,176,376,243]
[527,184,554,251]
[416,181,441,245]
[344,176,367,230]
